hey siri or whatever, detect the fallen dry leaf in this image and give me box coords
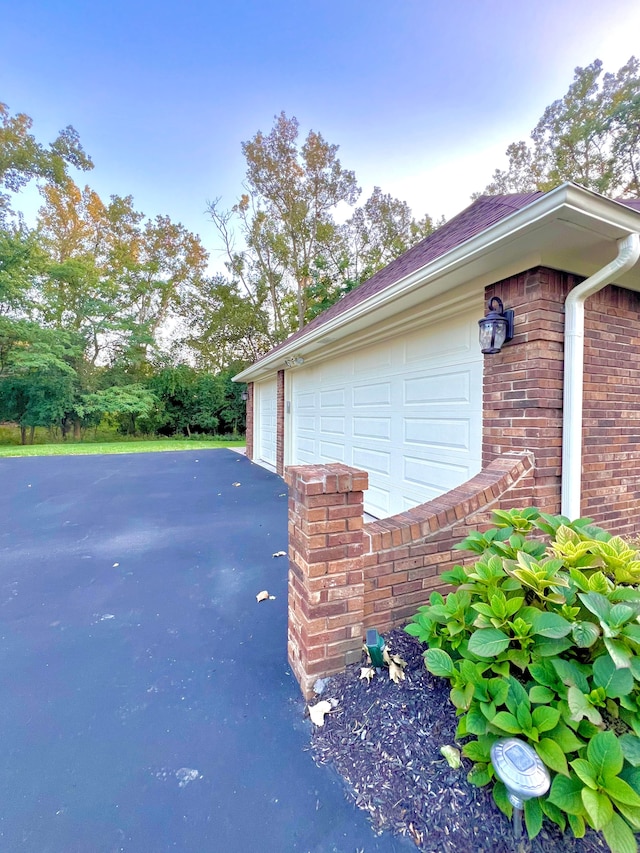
[359,667,375,684]
[308,700,332,726]
[272,550,287,558]
[256,590,270,602]
[408,823,424,845]
[232,482,241,487]
[440,745,462,769]
[388,660,406,684]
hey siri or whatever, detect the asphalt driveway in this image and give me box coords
[0,450,410,853]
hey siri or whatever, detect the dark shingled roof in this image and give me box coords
[255,190,640,364]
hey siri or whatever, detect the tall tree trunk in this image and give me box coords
[73,420,81,440]
[29,426,35,445]
[20,425,26,445]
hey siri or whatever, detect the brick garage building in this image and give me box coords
[235,183,640,696]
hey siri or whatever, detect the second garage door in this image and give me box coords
[290,308,483,518]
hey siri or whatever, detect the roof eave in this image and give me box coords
[234,183,640,383]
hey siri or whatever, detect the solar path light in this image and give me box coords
[490,738,550,838]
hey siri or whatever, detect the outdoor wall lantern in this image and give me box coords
[240,390,248,402]
[490,738,550,838]
[478,296,514,354]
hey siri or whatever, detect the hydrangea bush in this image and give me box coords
[406,508,640,853]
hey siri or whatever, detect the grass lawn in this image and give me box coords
[0,438,245,457]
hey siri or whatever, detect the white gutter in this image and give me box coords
[561,232,640,520]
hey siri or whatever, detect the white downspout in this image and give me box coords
[561,232,640,519]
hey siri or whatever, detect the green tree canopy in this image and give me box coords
[481,57,640,197]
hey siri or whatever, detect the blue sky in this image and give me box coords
[2,0,640,266]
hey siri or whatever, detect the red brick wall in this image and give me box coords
[362,452,535,632]
[583,285,640,535]
[276,369,285,476]
[483,269,640,535]
[245,382,254,460]
[482,267,578,515]
[286,454,534,697]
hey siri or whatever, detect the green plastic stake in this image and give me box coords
[366,628,386,668]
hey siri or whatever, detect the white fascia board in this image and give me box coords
[234,183,640,383]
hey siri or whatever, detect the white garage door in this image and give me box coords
[291,309,483,518]
[256,378,277,467]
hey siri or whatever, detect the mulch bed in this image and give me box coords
[310,629,607,853]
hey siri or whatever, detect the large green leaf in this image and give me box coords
[601,812,638,853]
[549,773,586,815]
[462,738,493,763]
[581,788,613,830]
[546,722,585,754]
[570,758,598,789]
[529,685,557,704]
[536,738,570,776]
[532,635,572,657]
[593,655,634,698]
[467,628,510,658]
[532,705,560,733]
[605,776,640,807]
[615,801,640,831]
[530,610,573,638]
[541,797,567,831]
[491,711,522,734]
[568,686,603,725]
[524,796,543,839]
[424,648,455,678]
[588,730,624,781]
[450,682,474,710]
[552,658,590,693]
[568,812,586,838]
[492,780,513,819]
[605,638,633,669]
[578,591,611,622]
[620,734,640,768]
[572,620,600,648]
[506,676,529,715]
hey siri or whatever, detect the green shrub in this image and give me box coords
[406,508,640,853]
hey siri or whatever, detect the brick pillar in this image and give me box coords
[483,267,580,514]
[285,463,368,699]
[245,382,254,461]
[276,369,285,476]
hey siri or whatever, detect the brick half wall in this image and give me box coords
[286,452,534,697]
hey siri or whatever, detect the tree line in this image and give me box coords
[1,56,638,443]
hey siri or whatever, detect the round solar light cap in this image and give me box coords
[490,738,550,808]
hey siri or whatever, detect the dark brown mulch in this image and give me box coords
[310,629,607,853]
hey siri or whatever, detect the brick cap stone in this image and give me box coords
[285,463,369,495]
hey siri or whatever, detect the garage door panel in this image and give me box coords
[404,418,471,452]
[353,383,391,407]
[367,484,391,517]
[404,323,472,363]
[403,456,470,490]
[353,417,391,440]
[404,371,471,405]
[353,446,391,475]
[320,441,345,461]
[320,388,344,407]
[320,416,345,434]
[353,348,392,373]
